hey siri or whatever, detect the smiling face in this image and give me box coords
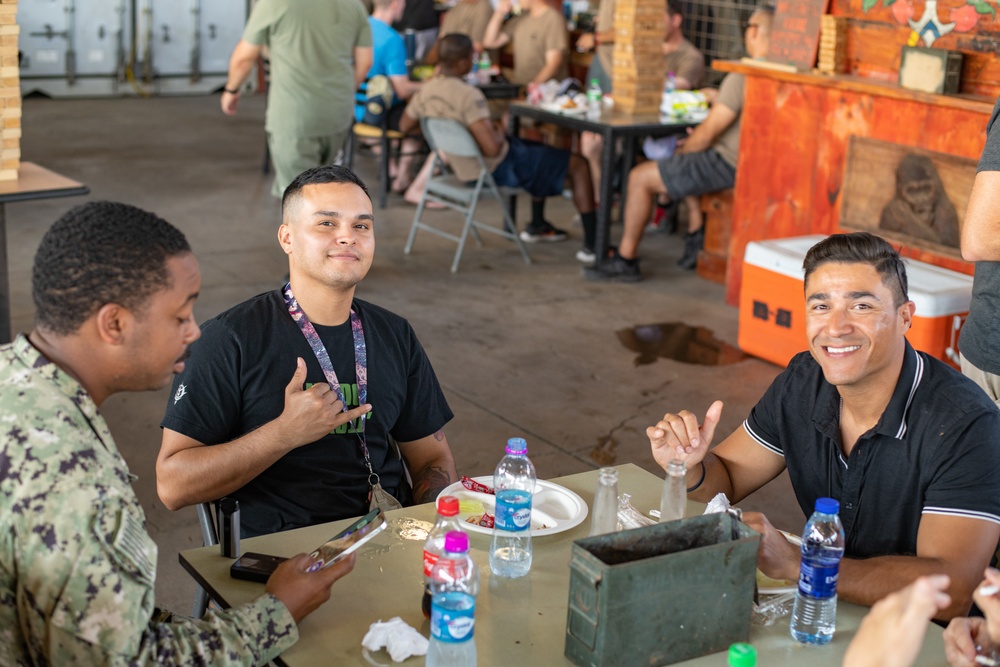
[278,181,375,292]
[804,261,914,395]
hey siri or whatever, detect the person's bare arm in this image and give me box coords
[398,430,458,503]
[961,170,1000,261]
[835,515,1000,621]
[531,48,564,85]
[399,108,420,136]
[388,74,422,101]
[676,102,737,154]
[354,46,374,89]
[156,358,371,510]
[648,400,786,503]
[221,40,262,115]
[483,1,512,50]
[467,117,505,157]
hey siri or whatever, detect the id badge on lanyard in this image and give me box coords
[283,284,402,513]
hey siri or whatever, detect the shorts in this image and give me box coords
[491,136,570,198]
[656,149,736,200]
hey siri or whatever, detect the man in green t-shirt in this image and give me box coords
[221,0,374,198]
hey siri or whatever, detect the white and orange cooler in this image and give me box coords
[738,235,972,368]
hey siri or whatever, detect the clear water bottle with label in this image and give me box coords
[422,495,463,618]
[489,437,535,578]
[427,531,479,667]
[477,50,492,85]
[586,78,603,119]
[790,497,845,645]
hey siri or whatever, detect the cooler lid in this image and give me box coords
[743,235,827,280]
[742,235,972,317]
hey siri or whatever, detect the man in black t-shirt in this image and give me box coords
[157,165,458,538]
[646,232,1000,622]
[959,95,1000,407]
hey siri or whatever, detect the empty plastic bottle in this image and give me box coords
[427,531,479,667]
[489,437,535,578]
[658,459,686,523]
[589,467,619,536]
[586,78,603,119]
[665,70,677,93]
[477,50,492,85]
[422,495,463,618]
[790,497,845,645]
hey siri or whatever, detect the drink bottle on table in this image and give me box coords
[589,467,619,536]
[790,497,845,645]
[489,437,535,578]
[586,78,602,119]
[658,459,686,523]
[427,531,480,667]
[422,495,463,618]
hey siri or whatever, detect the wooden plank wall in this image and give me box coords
[832,0,1000,99]
[724,72,990,305]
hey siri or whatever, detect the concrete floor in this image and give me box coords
[15,93,798,615]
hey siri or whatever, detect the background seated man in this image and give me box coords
[2,201,354,665]
[578,0,706,225]
[585,5,772,281]
[646,232,1000,621]
[157,166,458,538]
[359,0,424,193]
[424,0,494,64]
[400,34,597,247]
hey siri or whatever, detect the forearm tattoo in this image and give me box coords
[412,465,454,504]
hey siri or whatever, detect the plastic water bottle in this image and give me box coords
[665,70,677,93]
[658,459,686,523]
[477,50,492,85]
[427,531,479,667]
[586,78,602,119]
[489,437,535,578]
[790,497,845,645]
[589,467,619,536]
[422,495,463,618]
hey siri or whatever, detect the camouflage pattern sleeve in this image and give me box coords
[0,336,298,666]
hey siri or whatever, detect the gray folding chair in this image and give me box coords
[404,117,531,273]
[191,501,217,618]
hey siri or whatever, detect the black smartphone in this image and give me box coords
[230,552,288,583]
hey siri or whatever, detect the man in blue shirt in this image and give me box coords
[359,0,424,192]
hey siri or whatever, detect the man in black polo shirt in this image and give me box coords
[647,232,1000,621]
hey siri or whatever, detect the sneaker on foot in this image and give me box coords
[583,252,642,282]
[575,247,596,263]
[677,228,705,270]
[520,221,568,243]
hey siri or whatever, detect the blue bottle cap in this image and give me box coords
[506,437,528,454]
[815,497,839,515]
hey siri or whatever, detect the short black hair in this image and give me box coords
[438,33,474,69]
[32,201,192,335]
[802,232,909,308]
[281,165,372,215]
[666,0,682,17]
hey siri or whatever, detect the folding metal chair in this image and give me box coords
[191,501,217,618]
[404,117,531,273]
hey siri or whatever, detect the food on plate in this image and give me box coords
[458,499,486,515]
[461,475,494,494]
[467,512,495,528]
[561,97,578,109]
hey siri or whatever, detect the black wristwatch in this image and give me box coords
[224,86,240,95]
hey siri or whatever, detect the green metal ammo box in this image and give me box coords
[565,513,760,667]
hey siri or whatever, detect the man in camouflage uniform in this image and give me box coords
[0,201,354,665]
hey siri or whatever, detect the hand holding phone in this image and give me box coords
[306,508,387,572]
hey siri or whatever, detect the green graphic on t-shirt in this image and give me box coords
[304,382,370,434]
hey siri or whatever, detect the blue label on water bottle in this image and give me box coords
[431,592,476,643]
[495,489,532,532]
[798,559,840,599]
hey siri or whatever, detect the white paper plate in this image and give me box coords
[437,476,589,537]
[539,102,587,115]
[757,531,802,595]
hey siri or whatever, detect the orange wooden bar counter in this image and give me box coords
[715,0,1000,307]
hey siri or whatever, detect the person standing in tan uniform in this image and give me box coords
[482,0,568,86]
[425,0,495,62]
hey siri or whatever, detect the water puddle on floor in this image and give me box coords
[616,322,746,366]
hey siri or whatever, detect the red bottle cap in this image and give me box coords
[438,495,460,516]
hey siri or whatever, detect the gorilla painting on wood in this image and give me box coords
[879,153,960,247]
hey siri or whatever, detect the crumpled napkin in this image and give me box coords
[361,617,429,663]
[703,492,734,515]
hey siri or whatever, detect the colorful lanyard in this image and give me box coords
[283,283,377,484]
